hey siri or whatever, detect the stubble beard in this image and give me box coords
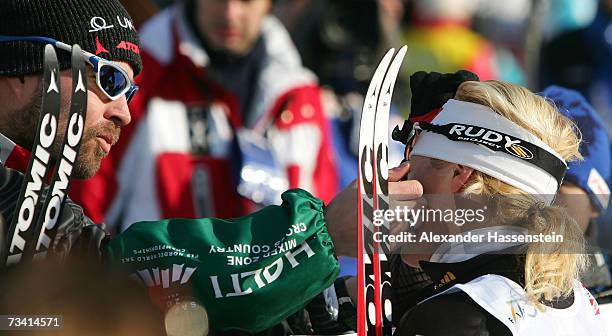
[8,89,114,179]
[69,124,111,179]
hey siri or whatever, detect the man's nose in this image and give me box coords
[104,100,132,127]
[224,0,244,21]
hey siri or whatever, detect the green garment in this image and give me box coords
[106,189,339,333]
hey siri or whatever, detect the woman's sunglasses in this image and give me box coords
[0,35,138,103]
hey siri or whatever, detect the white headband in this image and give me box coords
[411,99,566,204]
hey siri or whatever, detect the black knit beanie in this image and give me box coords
[0,0,142,76]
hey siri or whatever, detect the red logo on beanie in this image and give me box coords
[95,36,109,55]
[116,41,140,55]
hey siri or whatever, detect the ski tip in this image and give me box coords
[43,44,57,61]
[71,44,83,61]
[378,48,395,68]
[382,48,396,64]
[397,45,408,60]
[43,44,59,73]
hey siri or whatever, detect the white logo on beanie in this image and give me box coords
[88,16,114,32]
[116,16,135,30]
[88,16,134,33]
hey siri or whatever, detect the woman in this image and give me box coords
[393,79,606,335]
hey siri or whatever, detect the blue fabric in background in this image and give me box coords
[541,85,611,212]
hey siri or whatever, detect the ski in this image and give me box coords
[357,48,394,336]
[4,45,61,265]
[372,46,407,336]
[32,44,87,260]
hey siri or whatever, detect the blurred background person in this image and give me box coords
[543,86,612,292]
[0,259,165,336]
[539,0,612,287]
[70,0,340,232]
[540,0,612,133]
[399,0,526,93]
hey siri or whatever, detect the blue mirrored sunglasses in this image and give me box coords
[0,35,139,103]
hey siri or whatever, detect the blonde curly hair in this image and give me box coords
[454,80,586,307]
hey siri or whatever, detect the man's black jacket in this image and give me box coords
[0,165,108,262]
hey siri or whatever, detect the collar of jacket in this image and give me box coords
[419,245,527,292]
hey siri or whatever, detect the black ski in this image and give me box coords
[4,45,61,266]
[32,44,87,260]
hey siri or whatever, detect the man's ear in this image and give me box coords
[451,164,474,192]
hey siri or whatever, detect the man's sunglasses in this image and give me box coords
[0,35,138,103]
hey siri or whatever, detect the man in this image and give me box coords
[69,0,340,232]
[0,0,142,259]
